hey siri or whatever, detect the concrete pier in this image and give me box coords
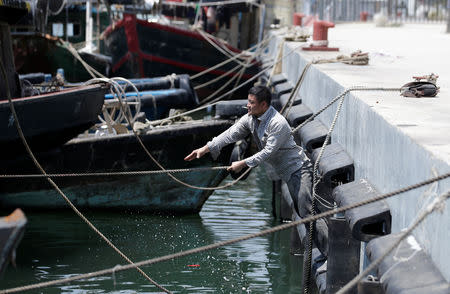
[267,22,450,281]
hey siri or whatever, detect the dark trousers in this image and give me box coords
[286,161,313,218]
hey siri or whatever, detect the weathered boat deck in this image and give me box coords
[269,22,450,281]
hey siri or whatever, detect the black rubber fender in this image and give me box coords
[366,233,450,294]
[333,179,391,242]
[287,104,313,127]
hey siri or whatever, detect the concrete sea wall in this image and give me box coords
[267,22,450,281]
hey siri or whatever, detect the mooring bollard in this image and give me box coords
[303,20,339,51]
[293,13,305,26]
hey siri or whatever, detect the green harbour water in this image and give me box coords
[2,168,304,293]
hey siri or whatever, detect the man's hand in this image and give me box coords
[227,160,248,173]
[184,145,210,161]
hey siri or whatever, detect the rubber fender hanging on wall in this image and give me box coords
[215,99,282,118]
[311,143,354,188]
[280,93,302,108]
[366,233,450,294]
[311,247,327,294]
[357,275,383,294]
[228,138,252,180]
[287,104,313,127]
[269,73,287,87]
[326,216,361,294]
[273,81,293,99]
[297,120,329,154]
[333,179,391,242]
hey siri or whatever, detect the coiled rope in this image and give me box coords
[86,77,253,191]
[1,172,448,294]
[0,59,171,293]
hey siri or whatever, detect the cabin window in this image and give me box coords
[72,23,81,37]
[67,23,74,36]
[52,23,64,37]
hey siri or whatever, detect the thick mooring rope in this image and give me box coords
[190,35,274,80]
[87,77,253,191]
[303,87,348,294]
[0,59,172,294]
[291,86,401,134]
[336,190,450,294]
[0,166,230,179]
[1,172,448,294]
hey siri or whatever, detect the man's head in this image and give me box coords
[247,86,271,117]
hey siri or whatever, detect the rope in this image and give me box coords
[199,64,247,105]
[281,54,369,117]
[150,42,307,126]
[86,77,253,191]
[336,190,450,294]
[280,62,312,115]
[226,39,265,100]
[291,87,401,135]
[2,172,448,294]
[190,35,273,80]
[162,0,261,8]
[193,63,242,90]
[303,86,348,294]
[0,60,171,293]
[0,166,230,179]
[195,28,251,67]
[266,39,285,86]
[59,39,106,79]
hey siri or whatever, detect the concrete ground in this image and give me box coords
[305,22,450,163]
[268,22,450,281]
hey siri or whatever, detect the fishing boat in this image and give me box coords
[108,74,200,121]
[0,209,27,276]
[12,32,111,83]
[1,2,108,157]
[0,119,238,214]
[11,3,111,82]
[102,13,260,99]
[0,83,108,158]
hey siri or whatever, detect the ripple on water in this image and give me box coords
[2,167,303,293]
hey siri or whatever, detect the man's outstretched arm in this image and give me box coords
[184,145,210,161]
[227,160,248,173]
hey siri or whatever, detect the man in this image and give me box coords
[184,85,311,217]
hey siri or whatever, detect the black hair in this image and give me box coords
[248,85,272,105]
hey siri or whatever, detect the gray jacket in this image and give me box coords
[207,106,306,181]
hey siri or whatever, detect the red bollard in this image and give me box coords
[360,11,369,21]
[303,20,339,51]
[293,13,305,26]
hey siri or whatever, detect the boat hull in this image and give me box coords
[103,14,260,100]
[0,120,234,214]
[12,33,111,83]
[0,84,107,157]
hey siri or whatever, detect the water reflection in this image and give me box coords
[1,168,303,293]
